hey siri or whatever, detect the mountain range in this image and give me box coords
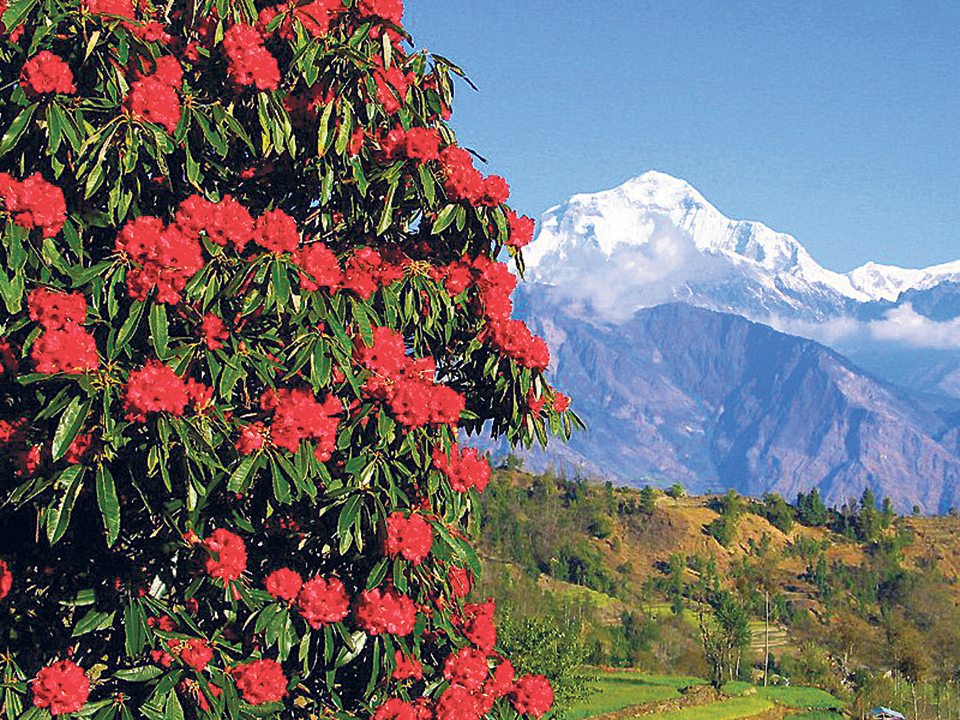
[511,171,960,512]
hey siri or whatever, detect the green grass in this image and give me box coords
[645,696,774,719]
[721,680,753,695]
[790,712,844,720]
[564,672,706,720]
[757,686,843,710]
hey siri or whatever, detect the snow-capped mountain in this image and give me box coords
[523,171,960,320]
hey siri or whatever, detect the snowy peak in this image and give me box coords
[524,172,960,312]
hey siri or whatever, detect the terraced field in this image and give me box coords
[565,671,844,720]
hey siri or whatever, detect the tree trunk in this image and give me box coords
[763,589,770,687]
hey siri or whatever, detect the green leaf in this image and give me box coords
[96,465,121,546]
[72,609,116,637]
[431,204,458,234]
[149,303,168,357]
[51,396,89,461]
[417,163,435,206]
[46,103,65,155]
[227,455,257,493]
[2,0,39,32]
[164,688,185,720]
[272,259,290,307]
[114,300,146,355]
[0,103,37,156]
[112,666,163,682]
[377,182,397,235]
[337,495,362,555]
[124,598,148,658]
[0,270,23,313]
[46,466,85,545]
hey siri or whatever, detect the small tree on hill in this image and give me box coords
[0,1,581,718]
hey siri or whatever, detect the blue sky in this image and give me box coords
[405,1,960,273]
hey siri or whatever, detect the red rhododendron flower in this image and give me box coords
[204,528,247,582]
[20,51,75,96]
[440,147,483,205]
[434,684,483,720]
[373,698,416,720]
[511,674,554,718]
[0,559,11,601]
[355,586,416,636]
[123,361,190,422]
[201,314,229,350]
[176,194,254,251]
[461,599,497,652]
[115,216,204,303]
[506,209,535,249]
[265,568,303,602]
[552,391,571,413]
[262,388,341,459]
[63,433,94,464]
[296,243,341,292]
[0,172,67,237]
[357,0,402,24]
[125,62,182,133]
[403,126,440,162]
[297,576,350,628]
[443,646,489,691]
[0,337,19,375]
[385,511,433,564]
[527,390,547,416]
[253,209,300,254]
[31,325,99,374]
[391,650,422,680]
[374,65,411,114]
[231,658,287,704]
[449,565,472,598]
[222,24,280,90]
[86,0,135,18]
[486,658,515,699]
[28,288,87,329]
[485,318,550,369]
[480,174,510,207]
[180,639,213,671]
[235,422,267,455]
[32,660,90,716]
[432,443,491,493]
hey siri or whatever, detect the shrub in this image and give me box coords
[0,1,581,718]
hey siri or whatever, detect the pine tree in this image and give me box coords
[0,1,579,717]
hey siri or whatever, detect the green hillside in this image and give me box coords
[473,468,960,719]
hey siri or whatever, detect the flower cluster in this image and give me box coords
[485,318,550,370]
[297,576,351,628]
[123,361,206,422]
[258,388,341,460]
[512,674,554,718]
[391,650,423,680]
[204,528,248,583]
[20,51,75,96]
[0,418,39,477]
[28,288,98,374]
[176,194,254,252]
[506,209,535,249]
[380,125,441,162]
[257,0,340,40]
[458,599,497,653]
[374,63,413,114]
[359,326,465,427]
[432,443,491,493]
[201,314,229,350]
[296,242,341,291]
[222,24,280,90]
[0,172,66,237]
[373,698,431,720]
[264,567,302,602]
[342,247,405,298]
[115,216,204,303]
[438,147,511,207]
[125,56,182,133]
[443,646,489,690]
[0,558,10,601]
[32,660,90,716]
[231,659,287,705]
[354,586,416,636]
[385,511,433,564]
[253,209,301,254]
[357,0,402,24]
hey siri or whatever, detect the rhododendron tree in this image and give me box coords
[0,0,580,717]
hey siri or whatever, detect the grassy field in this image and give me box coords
[645,696,775,719]
[565,672,706,720]
[566,671,844,719]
